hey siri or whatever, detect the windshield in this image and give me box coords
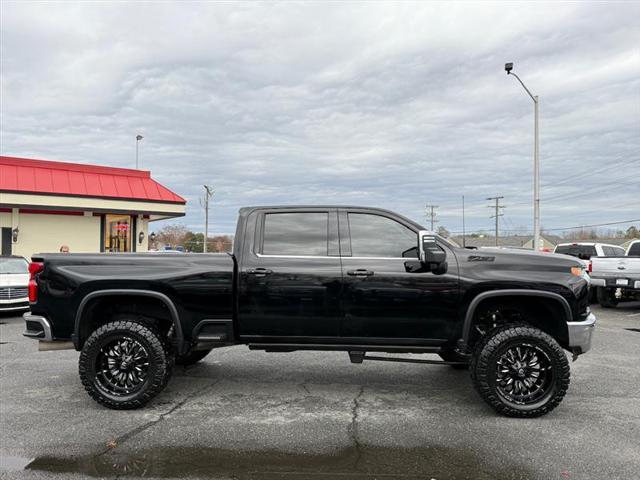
[0,257,29,274]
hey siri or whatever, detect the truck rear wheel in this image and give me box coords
[79,320,173,409]
[176,348,212,366]
[470,324,570,418]
[597,287,618,308]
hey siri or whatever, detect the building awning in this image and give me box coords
[0,156,185,203]
[0,156,186,219]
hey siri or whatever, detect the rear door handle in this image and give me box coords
[247,268,273,276]
[347,269,374,277]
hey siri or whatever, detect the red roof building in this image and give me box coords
[0,156,186,257]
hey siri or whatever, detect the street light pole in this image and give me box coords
[505,63,540,251]
[135,135,144,169]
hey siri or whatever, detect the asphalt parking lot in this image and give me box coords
[1,303,639,480]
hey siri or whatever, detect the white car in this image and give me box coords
[0,256,30,313]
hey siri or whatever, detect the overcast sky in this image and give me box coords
[1,1,639,236]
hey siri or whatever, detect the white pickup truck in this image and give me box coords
[590,240,640,307]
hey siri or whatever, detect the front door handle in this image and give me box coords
[347,269,374,277]
[247,268,273,276]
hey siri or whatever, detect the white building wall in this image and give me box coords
[11,213,101,259]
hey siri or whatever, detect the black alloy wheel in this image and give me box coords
[95,336,150,397]
[494,344,552,406]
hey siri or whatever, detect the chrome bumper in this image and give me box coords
[23,313,53,341]
[567,312,596,354]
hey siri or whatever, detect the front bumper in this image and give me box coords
[23,313,53,341]
[567,312,596,354]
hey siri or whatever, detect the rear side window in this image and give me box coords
[602,246,624,256]
[262,212,328,256]
[348,213,416,257]
[628,242,640,256]
[555,245,597,259]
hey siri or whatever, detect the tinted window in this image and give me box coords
[262,213,328,256]
[602,246,624,256]
[0,257,28,274]
[556,245,597,259]
[628,242,640,256]
[348,213,416,257]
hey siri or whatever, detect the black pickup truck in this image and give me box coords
[23,206,596,417]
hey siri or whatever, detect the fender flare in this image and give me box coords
[460,289,572,349]
[73,289,185,354]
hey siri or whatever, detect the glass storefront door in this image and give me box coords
[104,214,132,252]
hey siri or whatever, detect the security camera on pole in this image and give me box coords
[505,62,540,251]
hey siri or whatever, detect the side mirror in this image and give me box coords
[418,230,446,266]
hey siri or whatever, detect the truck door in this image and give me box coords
[237,208,343,339]
[338,210,459,343]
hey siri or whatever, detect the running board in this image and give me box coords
[349,351,466,366]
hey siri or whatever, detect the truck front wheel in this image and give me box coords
[470,325,570,417]
[79,320,173,409]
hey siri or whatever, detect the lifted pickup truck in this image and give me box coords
[590,240,640,307]
[23,206,595,417]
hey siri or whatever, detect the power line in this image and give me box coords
[487,196,505,246]
[425,204,439,231]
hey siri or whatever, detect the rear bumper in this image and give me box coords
[590,277,640,290]
[23,313,53,341]
[567,312,596,354]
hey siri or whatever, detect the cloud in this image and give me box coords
[1,1,639,235]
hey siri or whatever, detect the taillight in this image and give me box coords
[587,261,592,273]
[28,262,44,302]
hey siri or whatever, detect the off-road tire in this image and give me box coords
[597,287,618,308]
[439,350,470,370]
[470,324,570,418]
[176,348,212,366]
[79,320,173,409]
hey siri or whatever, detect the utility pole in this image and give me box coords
[462,195,466,248]
[135,135,143,169]
[425,204,439,231]
[505,62,540,251]
[201,185,214,253]
[487,196,505,246]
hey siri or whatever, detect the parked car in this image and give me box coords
[0,256,30,313]
[23,206,595,417]
[590,240,640,307]
[554,242,626,302]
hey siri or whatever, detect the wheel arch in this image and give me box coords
[73,289,186,354]
[460,289,572,351]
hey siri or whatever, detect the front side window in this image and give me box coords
[262,212,328,256]
[627,242,640,256]
[348,213,416,257]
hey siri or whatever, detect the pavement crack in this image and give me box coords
[100,380,219,456]
[348,385,365,470]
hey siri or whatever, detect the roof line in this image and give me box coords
[0,155,151,178]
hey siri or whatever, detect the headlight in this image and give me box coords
[571,266,585,277]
